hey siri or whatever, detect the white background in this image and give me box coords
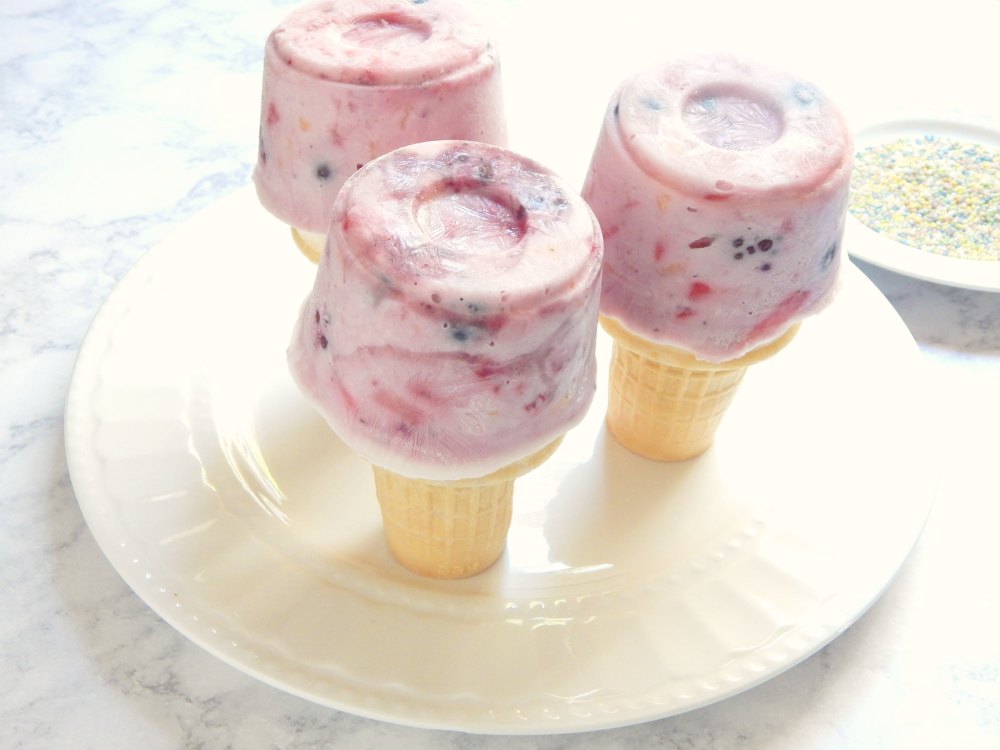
[2,0,999,747]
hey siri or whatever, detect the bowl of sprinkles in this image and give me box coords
[846,116,1000,291]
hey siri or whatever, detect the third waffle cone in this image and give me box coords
[601,316,799,461]
[372,437,562,579]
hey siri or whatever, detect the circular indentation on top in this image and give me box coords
[269,0,493,86]
[614,58,849,197]
[343,141,597,304]
[413,180,526,276]
[342,12,432,48]
[682,85,784,150]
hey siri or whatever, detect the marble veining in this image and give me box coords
[2,0,999,748]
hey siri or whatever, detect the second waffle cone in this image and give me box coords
[601,316,799,461]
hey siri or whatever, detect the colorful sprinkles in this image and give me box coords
[849,134,999,261]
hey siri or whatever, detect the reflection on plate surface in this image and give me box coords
[66,187,934,734]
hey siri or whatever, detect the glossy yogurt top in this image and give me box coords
[288,140,603,480]
[269,0,492,86]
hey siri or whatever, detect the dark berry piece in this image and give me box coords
[794,84,818,104]
[734,252,744,260]
[758,238,773,251]
[318,334,328,349]
[821,242,837,269]
[316,163,332,180]
[478,313,508,334]
[688,281,712,299]
[760,263,772,271]
[524,393,547,412]
[475,364,499,379]
[266,103,280,126]
[689,236,715,249]
[747,245,756,254]
[733,238,744,247]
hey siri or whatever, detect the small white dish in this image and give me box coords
[65,187,935,734]
[846,115,1000,291]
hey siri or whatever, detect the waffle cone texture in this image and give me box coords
[601,316,799,462]
[290,227,324,264]
[372,438,562,579]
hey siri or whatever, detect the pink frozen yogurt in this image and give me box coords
[254,0,506,249]
[288,140,603,481]
[582,55,853,362]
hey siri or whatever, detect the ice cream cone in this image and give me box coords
[601,316,799,462]
[254,0,507,269]
[371,438,563,579]
[290,227,324,264]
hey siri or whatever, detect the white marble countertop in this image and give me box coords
[3,0,999,747]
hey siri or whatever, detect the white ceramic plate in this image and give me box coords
[65,187,934,734]
[846,116,1000,291]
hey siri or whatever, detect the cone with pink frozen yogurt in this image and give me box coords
[583,54,853,461]
[288,140,603,578]
[253,0,507,263]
